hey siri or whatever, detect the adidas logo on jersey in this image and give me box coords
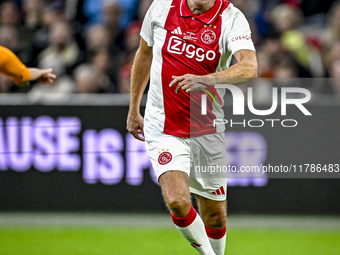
[212,186,225,195]
[171,27,182,35]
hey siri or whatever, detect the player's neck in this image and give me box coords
[186,0,216,15]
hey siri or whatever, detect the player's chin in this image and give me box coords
[192,0,210,7]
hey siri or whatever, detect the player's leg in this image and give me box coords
[159,170,191,216]
[189,132,227,254]
[196,195,227,255]
[159,171,216,255]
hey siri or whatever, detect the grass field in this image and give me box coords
[0,213,339,255]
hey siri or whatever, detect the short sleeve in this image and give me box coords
[227,11,255,55]
[140,1,156,47]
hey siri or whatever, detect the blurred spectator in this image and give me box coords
[271,4,323,77]
[329,59,340,79]
[271,4,303,33]
[102,0,123,49]
[0,0,340,95]
[322,42,340,94]
[118,22,141,93]
[256,32,282,78]
[85,24,122,90]
[74,64,106,93]
[119,60,132,94]
[83,0,138,28]
[0,25,20,52]
[231,0,260,19]
[323,1,340,49]
[257,51,273,78]
[22,0,44,31]
[45,1,67,22]
[325,42,340,69]
[28,1,70,64]
[41,1,66,26]
[124,21,142,53]
[29,54,76,97]
[90,48,117,92]
[0,1,26,59]
[103,0,121,26]
[38,21,81,74]
[91,49,109,75]
[0,73,15,92]
[86,24,110,51]
[327,59,340,96]
[271,5,307,64]
[0,1,20,27]
[272,55,298,79]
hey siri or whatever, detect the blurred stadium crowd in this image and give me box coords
[0,0,339,95]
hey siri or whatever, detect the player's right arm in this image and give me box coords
[126,38,153,142]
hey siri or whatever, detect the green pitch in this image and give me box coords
[0,227,339,255]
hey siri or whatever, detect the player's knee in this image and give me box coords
[204,211,226,229]
[167,196,191,216]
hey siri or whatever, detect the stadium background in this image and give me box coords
[0,0,340,254]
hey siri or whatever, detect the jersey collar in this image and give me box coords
[180,0,224,24]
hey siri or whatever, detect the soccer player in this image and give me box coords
[0,45,56,87]
[127,0,257,254]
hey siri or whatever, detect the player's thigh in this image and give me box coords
[195,194,227,229]
[144,122,191,208]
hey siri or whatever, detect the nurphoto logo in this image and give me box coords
[200,84,312,128]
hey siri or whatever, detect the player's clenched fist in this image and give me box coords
[126,111,145,142]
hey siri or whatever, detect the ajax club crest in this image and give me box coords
[201,29,216,44]
[158,149,172,165]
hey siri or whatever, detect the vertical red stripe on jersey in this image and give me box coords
[216,189,221,195]
[160,0,230,137]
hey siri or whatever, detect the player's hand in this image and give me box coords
[127,111,145,142]
[28,68,57,84]
[169,74,206,94]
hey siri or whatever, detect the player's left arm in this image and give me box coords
[170,49,257,93]
[204,49,257,84]
[0,46,56,88]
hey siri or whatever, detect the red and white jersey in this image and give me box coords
[141,0,255,137]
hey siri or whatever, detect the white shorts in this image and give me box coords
[144,117,227,201]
